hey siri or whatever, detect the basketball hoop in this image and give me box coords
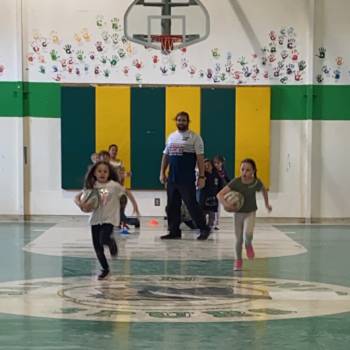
[150,35,183,54]
[124,0,210,53]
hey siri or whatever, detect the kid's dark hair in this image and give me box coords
[84,161,119,189]
[174,111,190,122]
[108,144,118,151]
[241,158,257,177]
[204,158,214,166]
[213,155,226,163]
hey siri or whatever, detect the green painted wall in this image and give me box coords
[270,85,309,120]
[23,82,60,117]
[1,82,350,120]
[0,82,23,116]
[313,85,350,120]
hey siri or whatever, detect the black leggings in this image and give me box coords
[120,195,128,225]
[91,223,114,271]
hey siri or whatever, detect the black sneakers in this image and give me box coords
[127,217,140,228]
[97,269,110,280]
[184,220,197,229]
[161,233,181,240]
[197,229,210,240]
[108,238,118,257]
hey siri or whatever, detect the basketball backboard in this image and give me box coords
[124,0,210,54]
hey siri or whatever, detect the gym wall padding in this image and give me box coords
[60,85,271,189]
[61,86,95,189]
[201,87,235,179]
[235,86,271,188]
[165,86,201,137]
[131,87,166,189]
[96,85,131,188]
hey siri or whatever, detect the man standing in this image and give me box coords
[159,111,210,240]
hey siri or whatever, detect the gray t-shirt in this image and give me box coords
[89,180,125,226]
[227,177,263,213]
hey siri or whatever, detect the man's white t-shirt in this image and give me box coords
[163,130,204,185]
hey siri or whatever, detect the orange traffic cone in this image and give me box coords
[148,218,159,226]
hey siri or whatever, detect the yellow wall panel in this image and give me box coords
[165,86,201,137]
[235,87,271,187]
[95,86,131,188]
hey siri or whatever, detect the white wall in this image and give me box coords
[311,0,350,218]
[22,0,310,85]
[0,1,24,215]
[314,0,350,84]
[0,0,21,80]
[0,118,23,215]
[311,122,350,218]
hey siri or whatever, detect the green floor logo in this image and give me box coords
[1,276,350,322]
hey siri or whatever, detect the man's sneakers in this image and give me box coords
[97,269,110,280]
[233,259,243,271]
[197,228,211,240]
[245,244,255,259]
[184,220,196,230]
[161,233,181,240]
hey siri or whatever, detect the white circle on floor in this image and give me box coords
[1,275,350,322]
[23,223,307,260]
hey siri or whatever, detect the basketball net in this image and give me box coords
[150,35,183,54]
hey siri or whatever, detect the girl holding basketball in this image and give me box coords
[75,161,125,280]
[217,158,272,271]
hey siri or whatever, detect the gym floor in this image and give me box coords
[0,218,350,349]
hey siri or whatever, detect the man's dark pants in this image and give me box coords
[167,181,209,236]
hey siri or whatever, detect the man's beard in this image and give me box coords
[177,124,188,131]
